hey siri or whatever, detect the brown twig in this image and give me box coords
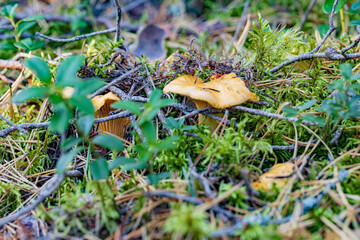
[270,0,341,73]
[0,60,23,70]
[226,0,251,56]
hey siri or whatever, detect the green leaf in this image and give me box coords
[111,101,142,115]
[12,87,48,103]
[178,117,185,127]
[50,103,74,133]
[0,43,16,50]
[140,108,160,124]
[56,147,83,174]
[48,93,64,105]
[351,72,360,80]
[142,121,156,143]
[70,95,94,115]
[349,20,360,26]
[152,136,180,151]
[282,106,298,117]
[61,136,83,151]
[164,117,180,130]
[13,38,32,51]
[28,40,44,51]
[135,144,153,162]
[93,134,124,151]
[352,0,360,10]
[1,4,17,19]
[317,24,330,37]
[108,157,136,170]
[25,58,52,84]
[75,78,105,95]
[122,161,147,171]
[340,63,353,80]
[148,172,171,185]
[17,21,36,36]
[147,89,176,109]
[181,125,196,131]
[90,158,109,181]
[302,114,326,127]
[328,79,345,91]
[70,16,88,31]
[323,0,347,13]
[148,88,162,103]
[56,55,85,87]
[18,15,44,23]
[77,115,94,135]
[298,100,317,111]
[153,98,175,109]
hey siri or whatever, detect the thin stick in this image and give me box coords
[114,0,122,42]
[271,0,341,73]
[226,0,251,56]
[0,174,64,227]
[0,111,131,138]
[299,0,318,30]
[231,105,315,126]
[36,28,116,43]
[90,66,142,98]
[0,60,23,70]
[310,0,339,54]
[0,113,28,135]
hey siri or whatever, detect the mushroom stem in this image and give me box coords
[92,92,131,138]
[193,100,222,133]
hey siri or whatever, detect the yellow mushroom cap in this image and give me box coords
[91,92,130,138]
[92,92,120,111]
[163,73,259,109]
[251,162,294,190]
[62,87,75,98]
[61,89,130,137]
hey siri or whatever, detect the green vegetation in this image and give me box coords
[0,0,359,239]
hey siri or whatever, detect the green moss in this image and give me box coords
[163,203,212,239]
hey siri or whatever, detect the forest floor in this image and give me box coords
[0,0,359,239]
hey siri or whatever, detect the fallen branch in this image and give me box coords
[0,111,131,138]
[0,174,64,227]
[231,105,315,125]
[0,113,28,135]
[0,170,83,227]
[36,28,116,43]
[270,0,342,73]
[270,49,360,73]
[300,0,318,30]
[114,0,122,42]
[0,59,23,70]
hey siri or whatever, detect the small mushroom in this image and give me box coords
[163,73,259,131]
[251,162,294,190]
[91,92,131,138]
[62,88,130,137]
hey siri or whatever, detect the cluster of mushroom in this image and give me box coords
[63,72,257,137]
[163,73,259,131]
